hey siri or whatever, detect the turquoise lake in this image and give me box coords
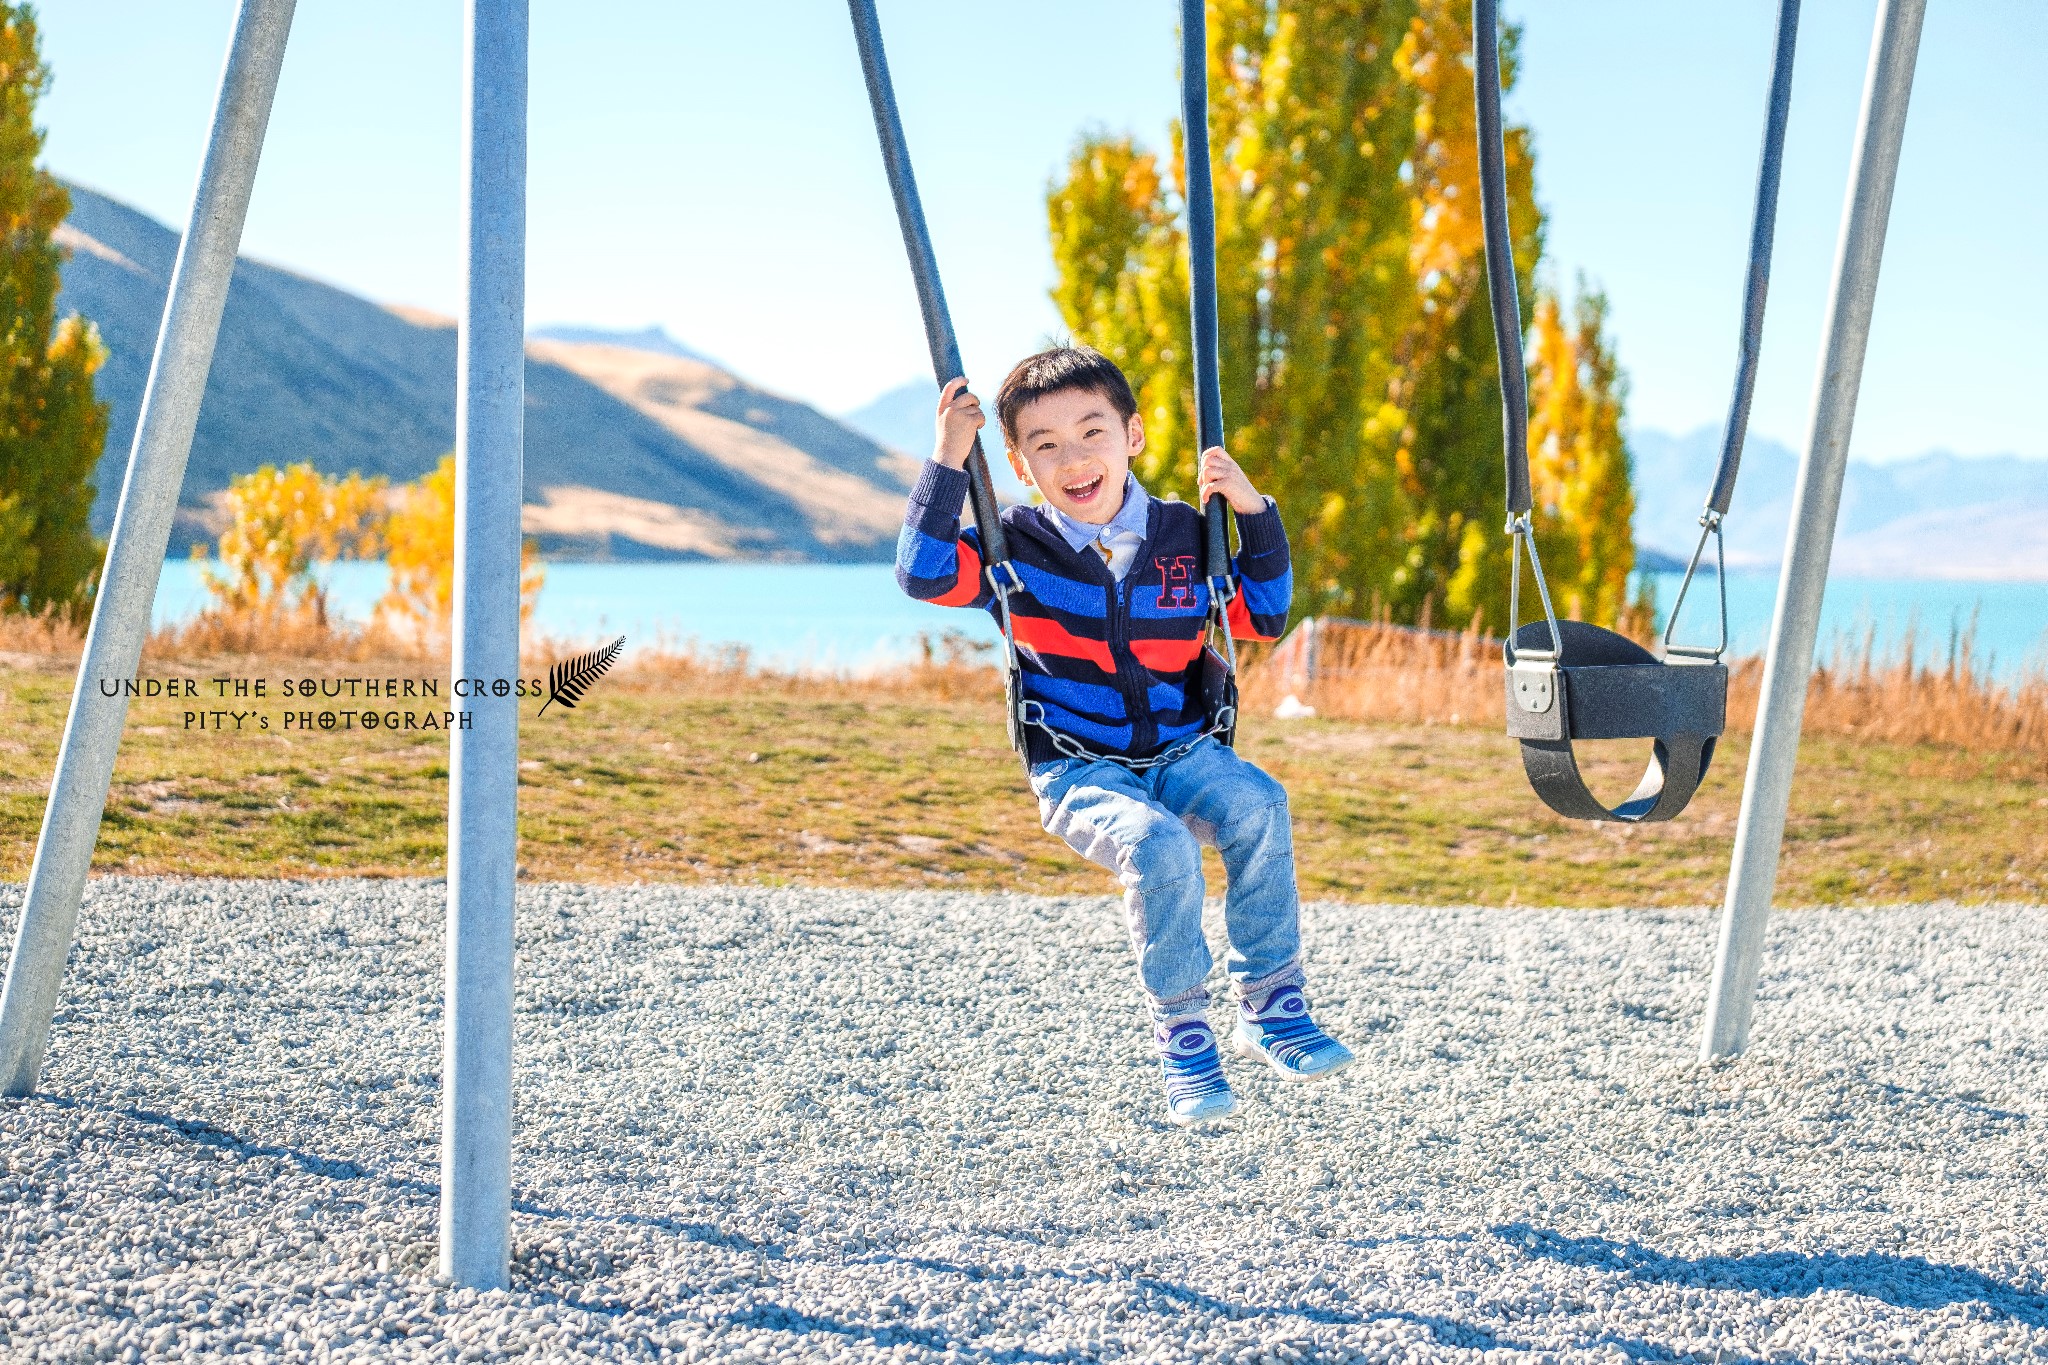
[150,560,2047,681]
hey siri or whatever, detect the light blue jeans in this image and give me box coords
[1029,737,1304,1023]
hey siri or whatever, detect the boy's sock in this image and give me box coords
[1231,982,1354,1080]
[1154,1018,1237,1126]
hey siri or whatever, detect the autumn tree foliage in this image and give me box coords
[0,3,108,618]
[376,454,458,641]
[377,453,541,646]
[198,462,386,625]
[1521,286,1635,625]
[1047,0,1637,632]
[199,454,543,648]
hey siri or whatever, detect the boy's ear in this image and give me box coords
[1126,412,1146,456]
[1006,445,1034,486]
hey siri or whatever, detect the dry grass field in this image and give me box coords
[0,612,2041,905]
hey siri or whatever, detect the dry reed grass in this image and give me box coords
[8,601,2043,760]
[0,609,84,663]
[1238,616,1500,727]
[1741,627,2048,755]
[152,608,429,663]
[0,605,433,667]
[610,630,997,703]
[1240,615,2048,760]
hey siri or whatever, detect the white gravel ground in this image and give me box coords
[2,878,2044,1364]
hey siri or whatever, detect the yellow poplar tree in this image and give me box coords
[1050,0,1420,616]
[1047,139,1188,487]
[1399,0,1541,630]
[0,3,109,618]
[1523,285,1634,625]
[1048,0,1635,632]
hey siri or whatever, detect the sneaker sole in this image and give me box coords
[1166,1094,1239,1127]
[1231,1029,1354,1082]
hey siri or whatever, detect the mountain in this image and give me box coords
[840,377,1031,501]
[51,182,914,562]
[528,324,715,367]
[1630,427,2048,581]
[840,379,939,461]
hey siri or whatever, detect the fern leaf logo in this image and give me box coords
[538,636,625,716]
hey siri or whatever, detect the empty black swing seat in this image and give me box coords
[1505,619,1726,824]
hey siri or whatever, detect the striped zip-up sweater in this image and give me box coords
[896,462,1292,765]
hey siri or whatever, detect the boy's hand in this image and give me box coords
[933,377,985,470]
[1198,446,1266,515]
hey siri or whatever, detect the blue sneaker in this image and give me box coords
[1155,1018,1237,1126]
[1231,984,1354,1080]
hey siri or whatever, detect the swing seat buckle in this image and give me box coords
[1509,656,1557,715]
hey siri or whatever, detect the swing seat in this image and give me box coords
[1504,620,1726,824]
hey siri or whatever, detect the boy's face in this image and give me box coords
[1005,386,1144,526]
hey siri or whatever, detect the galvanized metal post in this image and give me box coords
[1700,0,1925,1062]
[439,0,526,1291]
[0,0,295,1098]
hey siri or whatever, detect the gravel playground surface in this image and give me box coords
[2,879,2045,1364]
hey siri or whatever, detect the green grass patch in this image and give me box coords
[0,656,2041,904]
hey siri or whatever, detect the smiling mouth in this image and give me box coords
[1062,474,1105,503]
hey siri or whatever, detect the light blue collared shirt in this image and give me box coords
[1040,473,1151,580]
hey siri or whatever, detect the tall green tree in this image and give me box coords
[1047,0,1635,633]
[0,2,108,619]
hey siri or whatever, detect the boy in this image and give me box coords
[896,344,1351,1126]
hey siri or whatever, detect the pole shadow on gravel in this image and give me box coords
[32,1096,375,1183]
[1498,1223,2048,1326]
[61,1095,800,1261]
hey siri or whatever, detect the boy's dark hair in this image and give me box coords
[995,344,1139,448]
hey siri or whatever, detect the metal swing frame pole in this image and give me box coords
[440,0,527,1290]
[0,0,296,1098]
[1700,0,1925,1062]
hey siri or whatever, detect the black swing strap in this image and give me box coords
[1709,0,1801,521]
[1179,0,1236,601]
[848,0,1037,766]
[1178,0,1242,748]
[1472,0,1532,524]
[1666,0,1801,660]
[848,0,1240,766]
[1474,0,1801,643]
[846,0,1011,573]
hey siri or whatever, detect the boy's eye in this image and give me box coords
[1085,427,1103,438]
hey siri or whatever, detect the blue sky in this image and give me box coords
[36,0,2046,460]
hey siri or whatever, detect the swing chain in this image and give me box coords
[1504,512,1564,664]
[1661,510,1730,663]
[993,565,1239,772]
[989,568,1025,672]
[1504,513,1565,716]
